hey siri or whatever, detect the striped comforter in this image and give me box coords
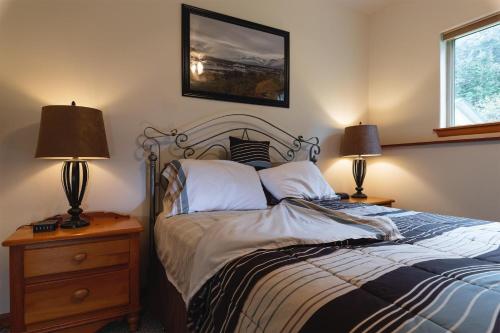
[187,200,500,333]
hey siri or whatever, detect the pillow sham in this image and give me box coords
[229,136,272,170]
[258,160,337,200]
[162,159,267,217]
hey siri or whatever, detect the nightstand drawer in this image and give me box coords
[25,269,130,324]
[24,238,129,278]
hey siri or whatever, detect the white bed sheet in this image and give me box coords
[154,209,266,304]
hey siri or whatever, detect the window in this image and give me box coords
[439,12,499,136]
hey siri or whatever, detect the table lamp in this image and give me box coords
[340,123,381,198]
[35,101,109,228]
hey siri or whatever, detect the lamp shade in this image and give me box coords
[341,123,382,157]
[35,103,109,159]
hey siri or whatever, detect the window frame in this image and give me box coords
[445,38,455,128]
[437,12,500,137]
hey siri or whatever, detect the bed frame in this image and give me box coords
[141,114,321,332]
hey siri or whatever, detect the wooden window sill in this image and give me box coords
[434,122,500,137]
[381,136,500,148]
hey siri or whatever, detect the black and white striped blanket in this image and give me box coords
[188,199,500,333]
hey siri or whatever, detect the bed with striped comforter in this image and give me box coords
[187,200,500,333]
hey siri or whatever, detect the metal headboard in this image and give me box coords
[141,113,321,256]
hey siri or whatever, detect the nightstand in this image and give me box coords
[341,196,395,207]
[2,212,143,333]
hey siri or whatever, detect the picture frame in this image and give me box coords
[182,4,290,108]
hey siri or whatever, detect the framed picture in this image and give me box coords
[182,4,290,108]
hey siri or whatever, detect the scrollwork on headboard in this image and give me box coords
[142,113,320,164]
[140,113,321,258]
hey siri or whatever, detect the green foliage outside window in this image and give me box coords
[454,24,499,123]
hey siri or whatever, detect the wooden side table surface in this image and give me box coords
[3,212,142,246]
[2,212,143,333]
[341,196,395,207]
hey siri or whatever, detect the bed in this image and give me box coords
[142,114,500,333]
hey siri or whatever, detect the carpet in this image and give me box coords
[0,312,165,333]
[99,312,165,333]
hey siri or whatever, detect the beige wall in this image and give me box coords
[0,0,368,312]
[365,0,500,218]
[2,0,499,316]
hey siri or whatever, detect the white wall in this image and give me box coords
[0,0,368,312]
[365,0,500,218]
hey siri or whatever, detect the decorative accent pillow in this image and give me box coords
[162,159,267,217]
[258,160,337,200]
[229,136,272,170]
[162,160,190,217]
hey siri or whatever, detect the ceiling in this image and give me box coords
[335,0,398,14]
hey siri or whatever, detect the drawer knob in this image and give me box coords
[72,252,87,263]
[72,288,90,302]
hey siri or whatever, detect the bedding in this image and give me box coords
[161,159,267,217]
[155,209,249,303]
[155,200,401,303]
[258,161,338,200]
[156,199,500,333]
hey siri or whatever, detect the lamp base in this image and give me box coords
[352,157,368,199]
[61,160,90,229]
[60,218,90,229]
[351,192,367,199]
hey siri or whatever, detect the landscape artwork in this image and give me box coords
[182,5,290,108]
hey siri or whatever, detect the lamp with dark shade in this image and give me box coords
[340,123,381,198]
[35,101,109,228]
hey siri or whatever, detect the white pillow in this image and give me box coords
[162,159,267,217]
[258,161,337,200]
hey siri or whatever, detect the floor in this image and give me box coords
[98,312,165,333]
[0,312,166,333]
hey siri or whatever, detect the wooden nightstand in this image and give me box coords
[341,197,395,207]
[2,212,143,333]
